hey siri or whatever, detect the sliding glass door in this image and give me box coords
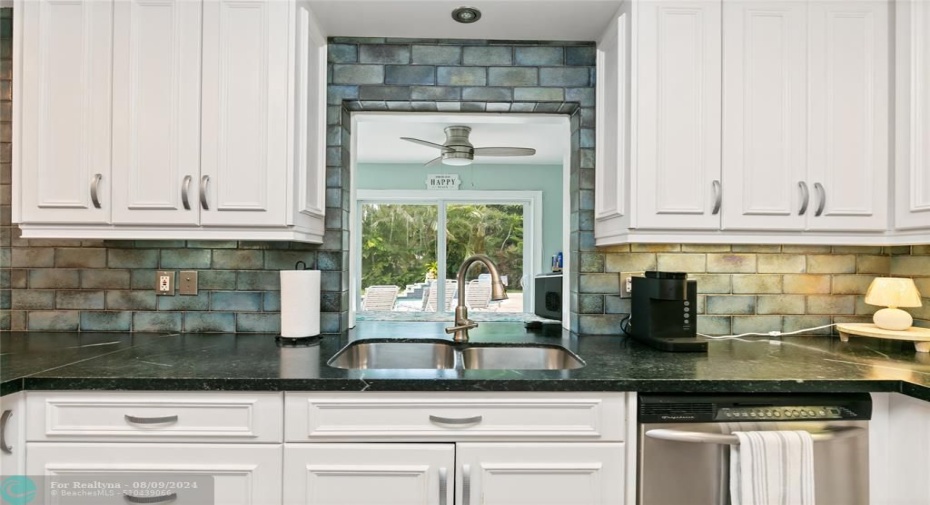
[357,193,537,320]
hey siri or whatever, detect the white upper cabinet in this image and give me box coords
[597,0,899,245]
[14,0,328,243]
[722,0,889,233]
[895,0,930,232]
[111,0,202,226]
[200,0,288,227]
[633,0,722,231]
[14,0,113,225]
[721,0,807,231]
[806,0,889,231]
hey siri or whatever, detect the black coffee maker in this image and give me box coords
[629,271,706,352]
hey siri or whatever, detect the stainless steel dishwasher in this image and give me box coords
[638,393,872,505]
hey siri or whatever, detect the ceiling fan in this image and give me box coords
[401,125,537,167]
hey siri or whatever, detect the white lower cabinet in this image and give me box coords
[284,444,454,505]
[26,444,282,504]
[870,392,930,504]
[21,391,634,505]
[283,442,625,505]
[456,443,625,505]
[0,392,25,476]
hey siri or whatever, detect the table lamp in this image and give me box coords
[864,277,923,331]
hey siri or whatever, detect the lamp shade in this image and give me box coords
[864,277,923,308]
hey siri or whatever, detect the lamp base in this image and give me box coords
[873,307,914,331]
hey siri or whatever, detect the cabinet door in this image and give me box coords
[879,394,930,504]
[200,0,289,227]
[594,9,630,243]
[895,0,930,231]
[110,0,202,226]
[26,443,282,504]
[456,443,625,505]
[634,0,722,230]
[721,1,808,231]
[807,0,889,231]
[0,393,24,476]
[283,443,454,505]
[15,0,112,224]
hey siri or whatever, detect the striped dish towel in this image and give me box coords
[730,430,816,505]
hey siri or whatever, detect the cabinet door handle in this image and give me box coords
[199,175,210,210]
[814,182,826,217]
[429,415,482,425]
[1,410,12,454]
[181,175,192,210]
[90,173,103,209]
[462,464,471,505]
[124,414,178,425]
[438,467,448,505]
[711,180,722,215]
[123,492,178,504]
[798,181,810,215]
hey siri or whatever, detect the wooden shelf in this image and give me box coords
[836,323,930,353]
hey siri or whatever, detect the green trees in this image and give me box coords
[361,203,524,293]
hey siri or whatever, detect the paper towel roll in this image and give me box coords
[280,270,321,338]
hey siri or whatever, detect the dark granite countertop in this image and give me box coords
[2,321,929,402]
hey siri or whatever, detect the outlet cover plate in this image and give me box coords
[156,271,174,295]
[619,271,644,299]
[179,271,198,296]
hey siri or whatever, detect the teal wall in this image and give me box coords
[357,163,564,269]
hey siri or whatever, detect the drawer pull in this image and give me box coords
[123,492,177,504]
[124,414,179,425]
[438,467,448,505]
[91,173,103,209]
[462,464,471,505]
[814,182,826,217]
[1,410,12,454]
[711,179,722,215]
[798,181,810,215]
[181,175,192,210]
[429,415,482,425]
[199,175,210,210]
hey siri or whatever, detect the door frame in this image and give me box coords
[355,190,543,317]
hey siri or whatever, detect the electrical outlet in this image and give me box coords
[179,271,198,296]
[156,271,174,295]
[619,271,645,299]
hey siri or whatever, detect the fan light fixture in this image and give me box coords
[452,7,481,24]
[400,125,537,168]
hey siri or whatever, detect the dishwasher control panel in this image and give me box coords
[716,406,844,421]
[638,393,872,423]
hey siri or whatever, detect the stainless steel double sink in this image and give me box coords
[328,339,584,371]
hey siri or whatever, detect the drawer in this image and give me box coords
[26,443,282,505]
[284,392,627,442]
[26,392,283,443]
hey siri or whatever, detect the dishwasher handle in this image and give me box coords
[644,426,863,445]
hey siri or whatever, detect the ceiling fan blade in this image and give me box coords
[424,156,444,168]
[472,147,537,157]
[401,137,448,151]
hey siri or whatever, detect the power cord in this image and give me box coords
[697,323,837,343]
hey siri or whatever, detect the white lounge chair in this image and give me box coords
[465,279,492,310]
[422,280,457,311]
[362,285,399,311]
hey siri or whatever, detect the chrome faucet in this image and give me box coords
[445,254,508,342]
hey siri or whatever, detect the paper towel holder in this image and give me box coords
[276,260,323,346]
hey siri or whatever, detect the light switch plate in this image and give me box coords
[156,271,174,295]
[179,271,198,295]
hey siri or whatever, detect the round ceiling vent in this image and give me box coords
[451,7,482,24]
